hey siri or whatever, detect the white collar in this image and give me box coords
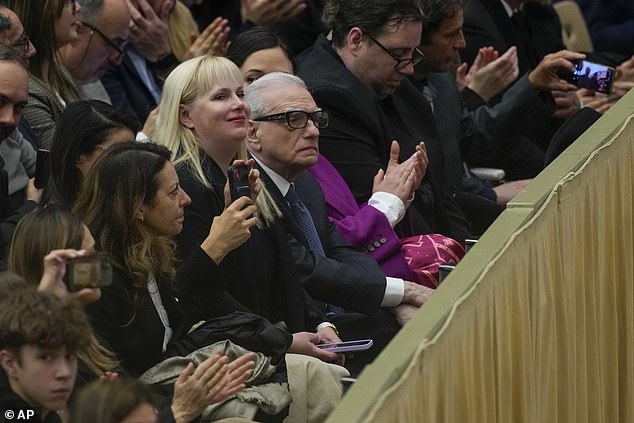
[500,0,517,17]
[252,155,292,196]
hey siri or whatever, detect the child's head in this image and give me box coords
[0,290,91,415]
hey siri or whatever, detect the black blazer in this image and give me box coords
[175,157,326,333]
[462,0,566,78]
[100,53,160,124]
[296,35,471,242]
[258,166,387,315]
[86,248,244,377]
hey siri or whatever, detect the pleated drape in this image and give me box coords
[357,116,634,423]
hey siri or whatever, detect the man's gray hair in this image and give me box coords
[76,0,106,21]
[245,72,309,118]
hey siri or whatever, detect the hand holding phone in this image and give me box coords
[63,252,113,292]
[317,339,374,353]
[227,163,251,202]
[560,60,615,94]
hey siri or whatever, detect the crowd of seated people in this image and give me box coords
[0,0,630,421]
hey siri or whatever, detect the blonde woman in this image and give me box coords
[154,54,348,423]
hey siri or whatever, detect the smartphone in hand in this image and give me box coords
[317,339,374,353]
[560,60,615,94]
[63,253,113,292]
[227,163,251,202]
[34,149,50,189]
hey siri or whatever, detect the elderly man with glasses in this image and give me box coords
[296,0,473,246]
[245,72,435,375]
[59,0,130,90]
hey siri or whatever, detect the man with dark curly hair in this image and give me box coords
[0,290,92,423]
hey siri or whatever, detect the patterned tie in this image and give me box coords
[286,184,345,316]
[286,184,325,257]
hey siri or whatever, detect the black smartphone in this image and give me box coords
[63,253,113,292]
[34,148,49,189]
[227,163,251,202]
[562,60,615,94]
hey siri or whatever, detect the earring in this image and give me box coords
[138,215,144,223]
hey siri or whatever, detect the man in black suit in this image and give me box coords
[245,72,434,372]
[461,0,593,152]
[412,0,579,231]
[295,0,472,243]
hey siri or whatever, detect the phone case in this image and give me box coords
[227,164,251,201]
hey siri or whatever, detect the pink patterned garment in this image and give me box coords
[400,234,465,288]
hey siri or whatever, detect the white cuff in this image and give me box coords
[136,131,150,143]
[316,322,339,336]
[368,191,405,228]
[381,277,404,307]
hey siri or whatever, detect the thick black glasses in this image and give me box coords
[366,34,424,71]
[254,110,329,129]
[81,21,128,56]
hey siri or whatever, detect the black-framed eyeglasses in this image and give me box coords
[365,34,424,71]
[253,110,329,129]
[11,32,30,56]
[81,21,128,56]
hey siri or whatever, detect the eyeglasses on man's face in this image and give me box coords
[11,32,29,56]
[253,110,329,129]
[365,34,424,71]
[81,21,128,56]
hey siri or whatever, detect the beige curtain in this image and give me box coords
[355,116,634,423]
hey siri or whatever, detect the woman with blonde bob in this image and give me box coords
[153,56,342,352]
[154,56,348,423]
[153,56,290,325]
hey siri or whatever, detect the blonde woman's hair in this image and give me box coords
[154,55,281,225]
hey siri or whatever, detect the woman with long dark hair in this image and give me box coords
[42,99,140,208]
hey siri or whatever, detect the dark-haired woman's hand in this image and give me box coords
[200,196,258,264]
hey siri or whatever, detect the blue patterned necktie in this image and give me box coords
[286,184,345,316]
[286,184,325,257]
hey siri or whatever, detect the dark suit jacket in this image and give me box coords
[296,35,471,242]
[573,0,634,57]
[462,0,568,156]
[462,0,565,77]
[258,165,388,315]
[100,52,163,124]
[175,156,326,333]
[423,72,553,184]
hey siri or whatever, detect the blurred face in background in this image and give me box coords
[60,0,130,83]
[240,47,293,84]
[0,7,36,60]
[55,0,81,47]
[0,61,28,141]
